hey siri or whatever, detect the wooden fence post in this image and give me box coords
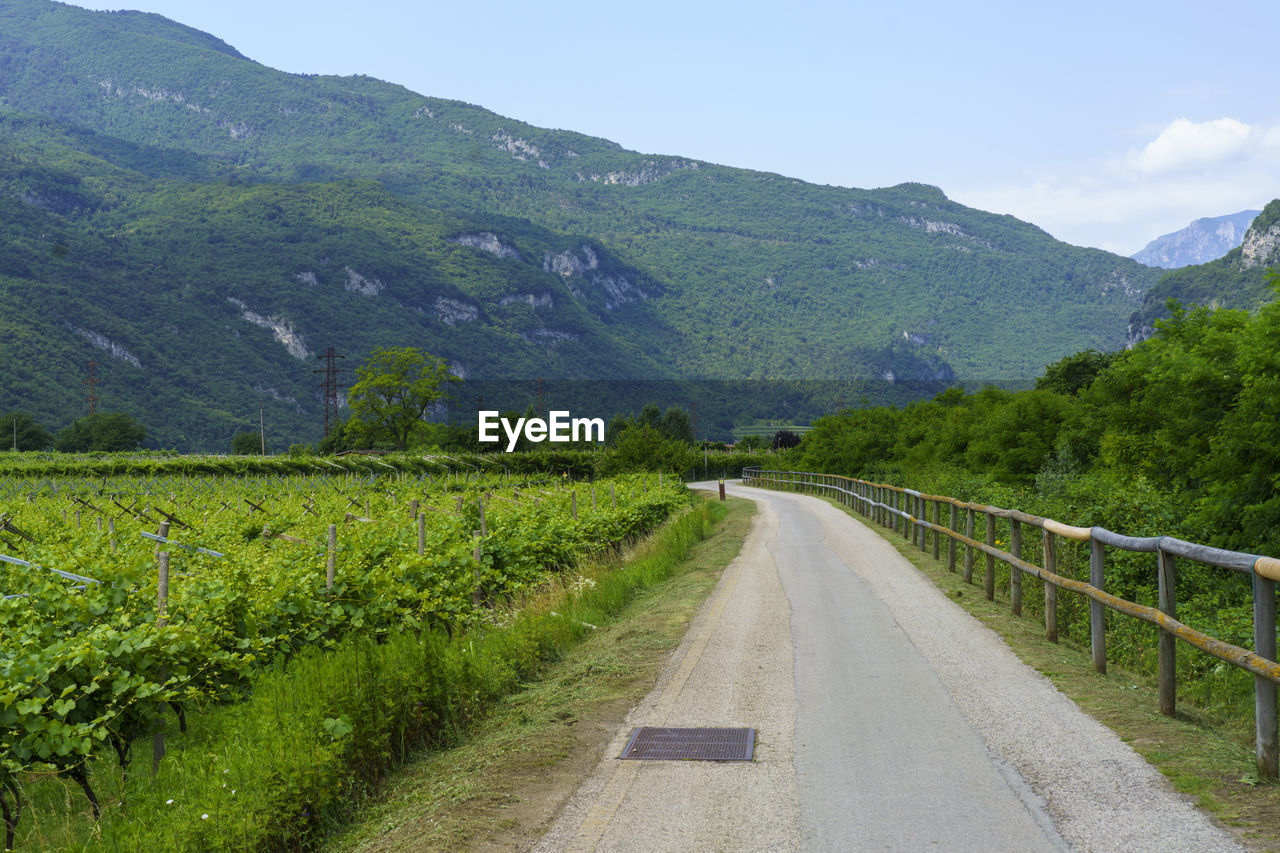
[964,508,975,584]
[1011,518,1023,616]
[1157,547,1177,717]
[1043,529,1059,643]
[417,513,425,557]
[985,511,996,601]
[1090,536,1107,674]
[918,497,927,552]
[948,503,957,572]
[932,500,941,560]
[1254,573,1278,779]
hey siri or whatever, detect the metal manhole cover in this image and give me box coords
[619,726,755,761]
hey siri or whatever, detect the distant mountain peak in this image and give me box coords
[1131,210,1260,269]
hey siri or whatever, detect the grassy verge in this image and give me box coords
[322,494,756,852]
[821,496,1280,852]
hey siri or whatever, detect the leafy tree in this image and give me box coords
[55,412,146,452]
[347,347,460,450]
[231,430,263,455]
[605,413,630,446]
[595,424,693,476]
[771,430,802,451]
[659,406,695,444]
[636,403,662,432]
[1035,349,1116,396]
[1,411,53,451]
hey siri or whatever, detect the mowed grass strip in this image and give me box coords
[323,495,756,853]
[817,495,1280,853]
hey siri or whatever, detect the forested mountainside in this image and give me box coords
[1128,201,1280,345]
[0,0,1163,448]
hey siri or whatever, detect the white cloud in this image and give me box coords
[949,116,1280,255]
[1130,117,1254,174]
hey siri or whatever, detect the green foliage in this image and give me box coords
[786,279,1280,712]
[230,430,262,455]
[1129,201,1280,333]
[771,429,802,450]
[54,411,145,452]
[347,347,460,451]
[0,411,52,451]
[1035,349,1115,396]
[595,424,694,476]
[0,468,692,846]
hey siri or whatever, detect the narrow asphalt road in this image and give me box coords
[534,483,1245,852]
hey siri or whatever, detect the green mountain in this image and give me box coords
[1127,200,1280,344]
[0,0,1164,449]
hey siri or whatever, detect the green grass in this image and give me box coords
[321,494,755,852]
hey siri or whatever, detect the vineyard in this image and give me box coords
[0,465,691,849]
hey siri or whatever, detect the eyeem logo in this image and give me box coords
[478,410,605,452]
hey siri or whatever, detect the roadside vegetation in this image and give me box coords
[777,275,1280,813]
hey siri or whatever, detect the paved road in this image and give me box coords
[535,483,1245,852]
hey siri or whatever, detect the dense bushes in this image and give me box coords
[788,279,1280,710]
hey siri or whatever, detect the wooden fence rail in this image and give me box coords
[741,466,1280,780]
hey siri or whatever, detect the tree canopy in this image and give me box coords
[346,347,460,450]
[1,411,53,451]
[55,412,146,452]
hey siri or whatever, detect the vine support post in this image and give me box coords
[153,549,170,775]
[417,513,425,557]
[472,531,483,607]
[326,524,336,591]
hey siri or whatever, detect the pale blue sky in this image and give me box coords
[73,0,1280,254]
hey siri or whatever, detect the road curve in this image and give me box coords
[534,483,1244,852]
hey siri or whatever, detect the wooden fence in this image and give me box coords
[741,466,1280,780]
